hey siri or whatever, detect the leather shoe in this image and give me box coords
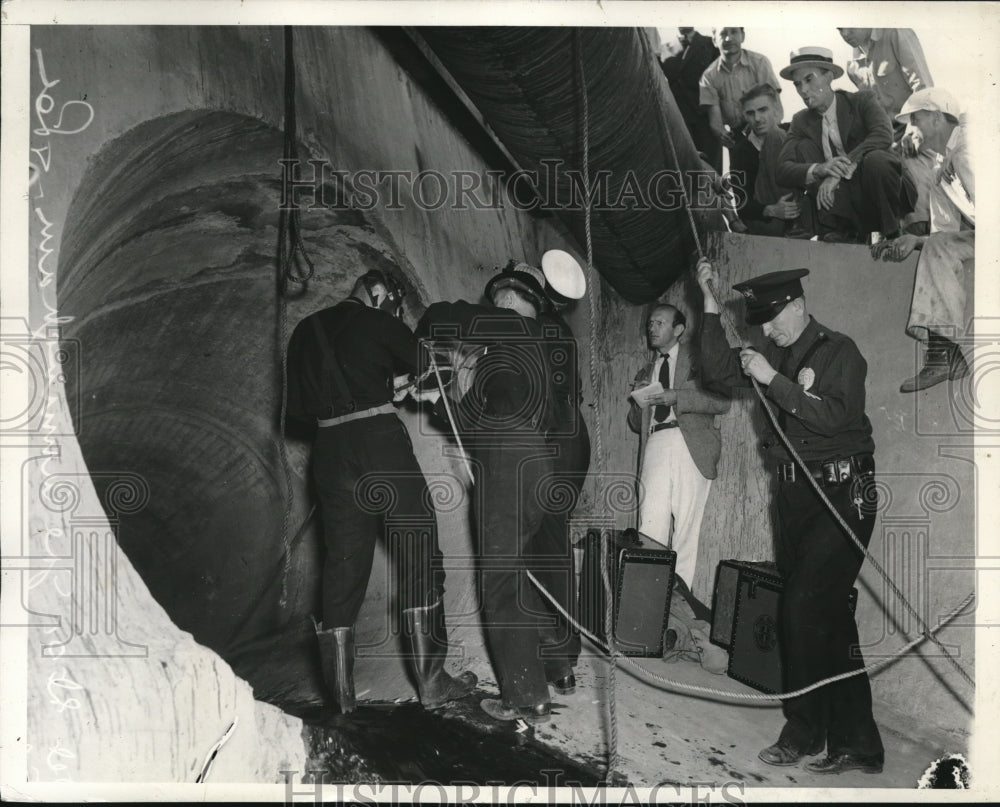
[758,740,824,767]
[900,347,969,393]
[804,752,883,775]
[480,698,551,724]
[550,674,575,695]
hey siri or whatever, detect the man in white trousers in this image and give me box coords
[627,304,731,591]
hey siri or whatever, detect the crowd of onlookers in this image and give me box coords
[661,27,975,391]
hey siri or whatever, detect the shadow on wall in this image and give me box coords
[56,110,418,696]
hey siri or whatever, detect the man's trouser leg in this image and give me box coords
[638,429,710,589]
[901,151,938,232]
[906,231,975,346]
[474,439,552,709]
[853,149,917,235]
[342,415,476,709]
[312,419,383,711]
[531,426,590,677]
[775,474,883,758]
[901,231,975,391]
[313,420,382,629]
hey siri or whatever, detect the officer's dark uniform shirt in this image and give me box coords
[536,310,582,432]
[286,298,420,421]
[701,313,874,462]
[416,300,553,437]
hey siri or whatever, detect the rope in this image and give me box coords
[751,369,974,689]
[696,265,974,691]
[525,568,973,707]
[642,33,706,266]
[646,60,975,693]
[274,26,319,606]
[619,589,975,703]
[277,26,315,292]
[430,356,476,485]
[227,505,317,645]
[574,30,620,780]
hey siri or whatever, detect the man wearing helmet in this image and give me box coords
[285,268,476,714]
[415,263,562,724]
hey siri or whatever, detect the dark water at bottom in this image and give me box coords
[293,692,604,786]
[232,622,603,785]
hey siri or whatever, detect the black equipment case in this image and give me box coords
[579,528,676,657]
[711,559,858,693]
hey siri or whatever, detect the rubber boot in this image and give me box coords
[315,622,356,714]
[402,598,477,709]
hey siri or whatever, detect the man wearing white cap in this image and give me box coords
[871,88,974,392]
[413,261,573,724]
[837,28,938,235]
[775,46,916,243]
[504,256,592,696]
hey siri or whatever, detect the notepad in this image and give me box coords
[629,381,664,407]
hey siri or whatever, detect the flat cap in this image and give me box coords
[732,268,809,325]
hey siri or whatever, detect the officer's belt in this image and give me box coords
[776,452,874,486]
[317,403,395,428]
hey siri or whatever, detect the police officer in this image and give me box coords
[696,261,884,775]
[415,267,558,724]
[285,269,476,713]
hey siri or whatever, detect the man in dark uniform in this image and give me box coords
[529,261,590,697]
[695,260,884,775]
[415,267,559,724]
[285,269,476,714]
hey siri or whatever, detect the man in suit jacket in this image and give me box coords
[627,304,731,589]
[775,46,916,243]
[661,28,720,169]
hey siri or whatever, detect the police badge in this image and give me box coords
[798,367,815,391]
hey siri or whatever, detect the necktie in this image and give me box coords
[822,110,845,160]
[654,354,672,422]
[821,113,834,161]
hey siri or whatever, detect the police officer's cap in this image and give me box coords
[485,264,550,313]
[732,268,809,326]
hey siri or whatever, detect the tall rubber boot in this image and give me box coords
[315,622,356,714]
[402,598,477,709]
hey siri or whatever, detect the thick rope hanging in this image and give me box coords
[644,54,974,692]
[275,26,316,606]
[574,28,621,781]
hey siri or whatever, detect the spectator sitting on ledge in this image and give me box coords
[775,46,917,244]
